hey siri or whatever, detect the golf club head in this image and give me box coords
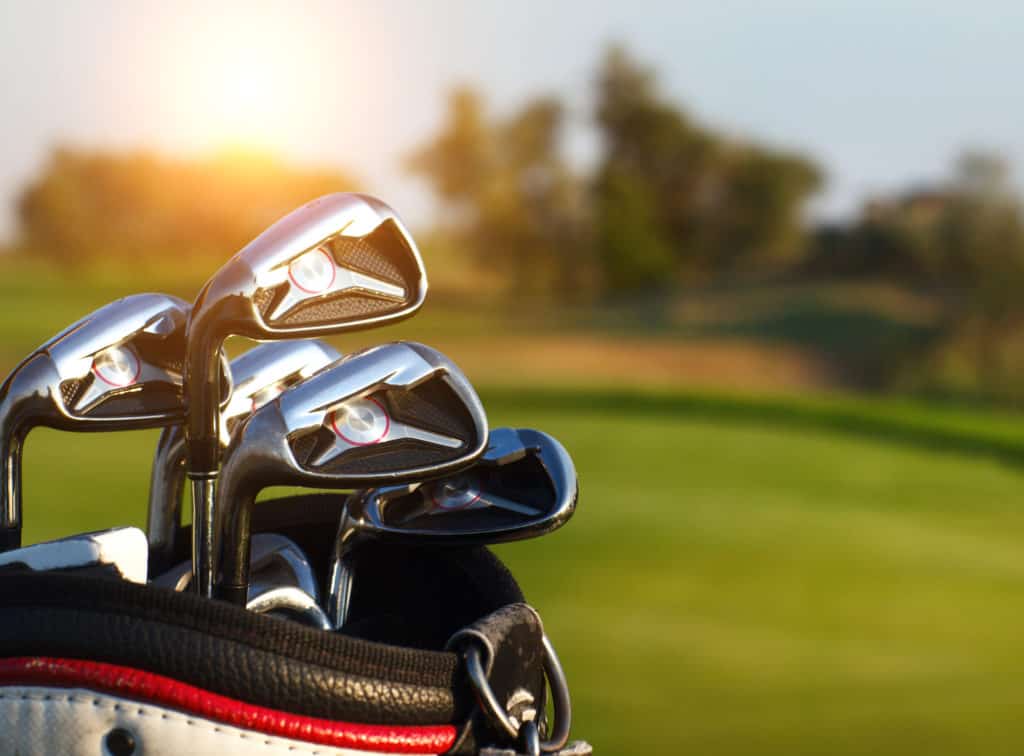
[184,193,428,476]
[326,427,578,628]
[220,340,343,441]
[146,340,341,568]
[0,294,197,551]
[150,532,320,602]
[244,533,321,602]
[245,585,333,631]
[348,427,577,540]
[0,527,148,583]
[216,341,488,605]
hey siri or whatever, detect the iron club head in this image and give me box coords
[151,532,321,604]
[0,294,195,551]
[326,427,578,628]
[215,341,488,605]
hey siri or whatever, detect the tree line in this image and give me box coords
[17,149,359,264]
[12,45,1024,398]
[408,46,822,296]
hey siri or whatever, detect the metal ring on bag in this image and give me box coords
[464,634,571,753]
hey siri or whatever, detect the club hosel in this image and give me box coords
[147,426,187,570]
[215,409,289,605]
[182,331,223,476]
[220,582,248,606]
[217,483,259,606]
[182,316,223,476]
[0,354,57,549]
[185,438,220,476]
[184,256,255,475]
[0,428,24,547]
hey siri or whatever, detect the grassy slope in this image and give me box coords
[19,388,1024,755]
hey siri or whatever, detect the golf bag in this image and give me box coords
[0,495,590,755]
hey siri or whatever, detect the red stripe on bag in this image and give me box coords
[0,657,456,753]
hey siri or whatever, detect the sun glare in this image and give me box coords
[196,54,290,150]
[172,12,329,156]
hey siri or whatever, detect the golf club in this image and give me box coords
[215,341,487,606]
[326,427,578,628]
[0,294,197,551]
[184,193,428,596]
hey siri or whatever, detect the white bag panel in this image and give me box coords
[0,686,435,756]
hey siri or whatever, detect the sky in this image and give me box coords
[0,0,1022,239]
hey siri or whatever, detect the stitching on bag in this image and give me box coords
[0,691,353,755]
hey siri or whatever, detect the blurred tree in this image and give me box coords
[408,88,592,296]
[406,88,490,213]
[595,167,674,290]
[938,153,1024,393]
[809,150,1024,399]
[17,148,357,267]
[593,45,822,290]
[410,46,822,297]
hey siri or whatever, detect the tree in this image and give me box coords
[17,148,358,267]
[593,45,822,289]
[811,150,1024,398]
[409,45,823,298]
[594,167,674,291]
[406,88,491,213]
[408,89,591,295]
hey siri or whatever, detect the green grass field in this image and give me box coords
[17,385,1024,755]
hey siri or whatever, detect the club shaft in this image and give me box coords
[190,475,218,597]
[326,554,355,629]
[0,355,54,553]
[0,437,23,552]
[147,427,187,569]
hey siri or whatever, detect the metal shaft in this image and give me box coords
[0,435,24,551]
[146,428,187,568]
[190,475,217,597]
[325,551,355,629]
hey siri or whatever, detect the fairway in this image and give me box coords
[17,386,1024,755]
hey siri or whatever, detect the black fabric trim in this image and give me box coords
[0,572,463,723]
[0,605,458,724]
[0,572,456,687]
[0,494,533,730]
